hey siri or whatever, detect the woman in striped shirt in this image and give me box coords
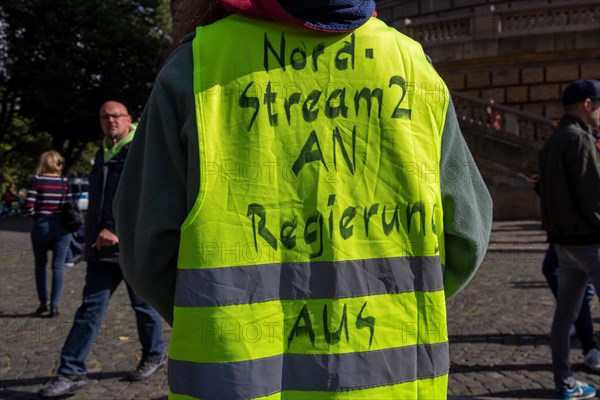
[25,150,73,317]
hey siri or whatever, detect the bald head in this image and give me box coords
[99,101,132,145]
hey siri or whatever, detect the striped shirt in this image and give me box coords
[25,175,71,216]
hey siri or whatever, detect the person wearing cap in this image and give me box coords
[539,78,600,400]
[115,1,493,399]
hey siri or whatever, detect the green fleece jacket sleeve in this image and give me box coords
[439,103,493,299]
[115,40,198,326]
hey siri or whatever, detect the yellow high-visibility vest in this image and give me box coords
[170,14,450,400]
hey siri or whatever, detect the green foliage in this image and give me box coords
[0,0,171,182]
[1,115,52,191]
[69,141,101,176]
[0,113,100,191]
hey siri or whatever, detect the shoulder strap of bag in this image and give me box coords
[60,177,66,206]
[60,177,72,208]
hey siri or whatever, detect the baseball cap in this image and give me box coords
[562,79,600,106]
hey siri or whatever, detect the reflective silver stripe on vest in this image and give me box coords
[175,256,443,307]
[169,342,449,400]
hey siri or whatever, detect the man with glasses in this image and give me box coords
[38,101,166,398]
[539,79,600,400]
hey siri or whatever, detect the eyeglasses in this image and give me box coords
[100,113,129,120]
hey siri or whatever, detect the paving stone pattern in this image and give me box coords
[0,217,598,399]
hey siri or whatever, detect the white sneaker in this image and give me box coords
[584,348,600,373]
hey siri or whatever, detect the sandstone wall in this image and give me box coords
[377,0,600,126]
[375,0,599,219]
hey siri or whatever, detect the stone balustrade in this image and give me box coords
[452,91,554,141]
[395,2,599,45]
[373,1,600,124]
[374,0,599,219]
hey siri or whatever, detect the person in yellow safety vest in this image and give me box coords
[115,1,493,399]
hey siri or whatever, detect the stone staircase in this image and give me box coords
[453,92,554,220]
[375,0,599,220]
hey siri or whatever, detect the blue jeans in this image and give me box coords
[58,262,164,376]
[542,244,597,354]
[31,216,72,309]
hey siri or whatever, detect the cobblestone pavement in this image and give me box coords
[1,217,598,399]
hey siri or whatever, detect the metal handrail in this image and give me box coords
[397,1,599,44]
[452,92,553,125]
[451,91,554,141]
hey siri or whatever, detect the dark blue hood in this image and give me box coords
[221,0,376,32]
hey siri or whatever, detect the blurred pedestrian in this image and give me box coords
[24,150,73,317]
[65,225,85,268]
[2,184,18,214]
[492,112,502,131]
